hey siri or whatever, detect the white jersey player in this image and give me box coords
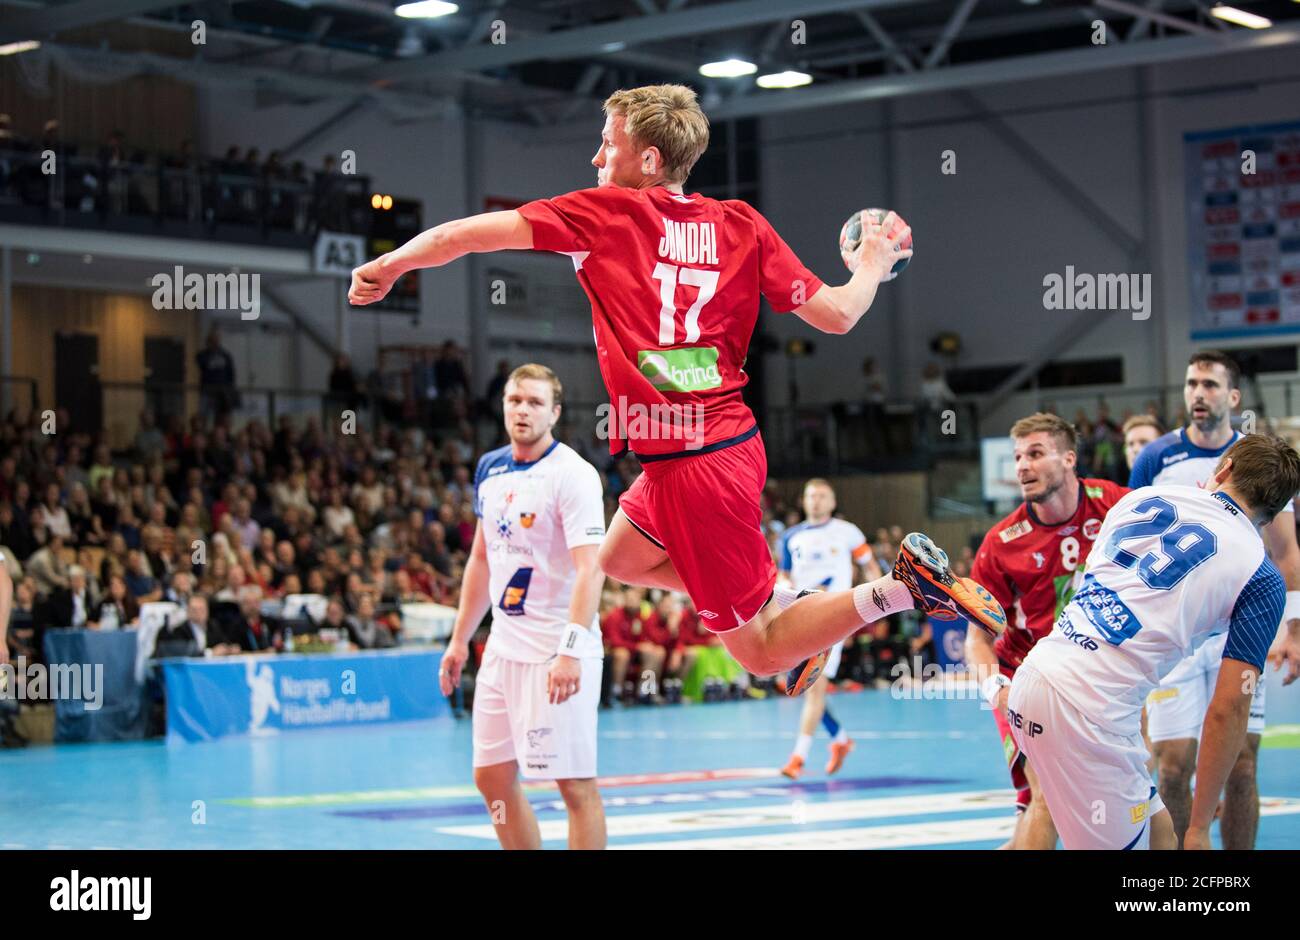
[1127,351,1300,847]
[776,479,881,779]
[1010,434,1300,849]
[439,364,608,850]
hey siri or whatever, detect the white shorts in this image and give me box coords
[825,641,844,680]
[472,650,601,780]
[1147,635,1266,742]
[1009,663,1165,850]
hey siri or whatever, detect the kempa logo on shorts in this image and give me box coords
[50,871,151,920]
[637,347,722,392]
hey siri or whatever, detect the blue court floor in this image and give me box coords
[3,670,1298,849]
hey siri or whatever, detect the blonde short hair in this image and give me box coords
[506,363,563,407]
[803,478,834,495]
[1122,414,1162,437]
[603,84,710,184]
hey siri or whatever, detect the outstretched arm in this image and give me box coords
[349,210,534,306]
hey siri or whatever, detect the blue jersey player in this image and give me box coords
[1011,434,1300,849]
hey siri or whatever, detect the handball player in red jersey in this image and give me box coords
[968,413,1128,848]
[350,84,1005,693]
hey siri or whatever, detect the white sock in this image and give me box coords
[793,734,813,760]
[774,584,801,611]
[852,575,915,624]
[833,728,849,745]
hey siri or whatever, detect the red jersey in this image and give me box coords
[600,606,648,650]
[640,611,676,648]
[519,186,822,458]
[970,478,1128,673]
[675,609,714,647]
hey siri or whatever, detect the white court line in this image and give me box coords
[437,791,1300,843]
[614,799,1300,850]
[437,788,1018,841]
[599,729,979,740]
[612,816,1018,850]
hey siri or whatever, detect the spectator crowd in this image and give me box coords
[0,112,367,238]
[1,378,944,743]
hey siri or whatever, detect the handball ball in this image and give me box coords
[839,208,912,281]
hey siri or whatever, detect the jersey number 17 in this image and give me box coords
[652,263,719,345]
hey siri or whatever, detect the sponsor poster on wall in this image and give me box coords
[1185,121,1300,340]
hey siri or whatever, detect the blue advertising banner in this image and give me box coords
[42,628,147,743]
[930,618,967,670]
[162,648,447,743]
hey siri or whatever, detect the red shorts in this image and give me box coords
[618,430,776,633]
[993,703,1032,811]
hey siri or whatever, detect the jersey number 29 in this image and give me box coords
[1102,496,1218,590]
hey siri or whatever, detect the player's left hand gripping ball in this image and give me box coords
[839,207,913,281]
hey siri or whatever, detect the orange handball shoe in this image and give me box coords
[786,649,829,697]
[825,738,855,776]
[893,532,1007,640]
[780,754,805,780]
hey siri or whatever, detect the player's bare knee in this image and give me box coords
[1157,757,1192,794]
[1226,750,1258,792]
[473,764,515,799]
[738,646,783,677]
[725,612,786,676]
[556,778,600,810]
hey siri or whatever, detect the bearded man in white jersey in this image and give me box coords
[439,364,609,850]
[1128,351,1300,848]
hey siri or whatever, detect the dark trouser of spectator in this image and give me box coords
[599,654,615,708]
[201,386,238,421]
[861,632,909,684]
[839,634,867,683]
[604,646,632,707]
[0,694,24,747]
[634,642,666,703]
[665,644,699,682]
